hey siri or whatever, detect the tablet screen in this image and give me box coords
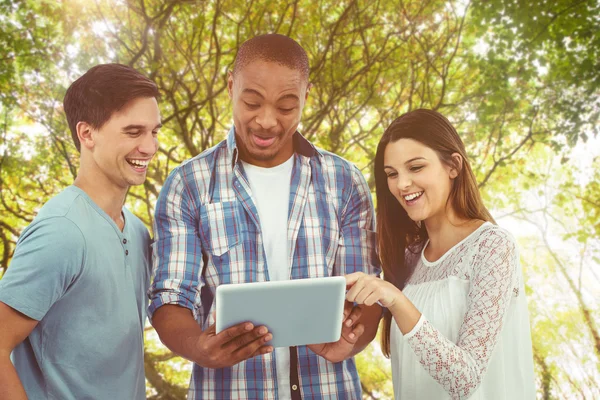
[215,276,346,348]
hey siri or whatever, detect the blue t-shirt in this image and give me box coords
[0,186,151,399]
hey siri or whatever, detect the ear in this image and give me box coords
[76,121,95,150]
[227,70,234,99]
[305,82,312,101]
[448,152,463,179]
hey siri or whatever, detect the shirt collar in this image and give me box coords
[227,126,322,169]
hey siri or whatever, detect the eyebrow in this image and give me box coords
[278,93,300,102]
[405,157,426,164]
[242,88,264,98]
[383,157,426,169]
[121,123,163,131]
[242,88,300,102]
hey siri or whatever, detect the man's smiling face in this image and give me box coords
[87,96,161,189]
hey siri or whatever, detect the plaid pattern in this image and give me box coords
[149,127,380,399]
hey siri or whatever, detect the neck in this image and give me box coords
[424,213,457,249]
[73,167,128,224]
[423,209,479,258]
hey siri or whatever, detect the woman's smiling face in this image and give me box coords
[383,138,458,223]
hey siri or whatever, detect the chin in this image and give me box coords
[249,148,279,161]
[126,176,147,187]
[407,211,427,222]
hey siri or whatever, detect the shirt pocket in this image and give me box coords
[200,201,241,257]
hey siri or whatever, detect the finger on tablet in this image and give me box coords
[216,321,254,344]
[342,300,354,318]
[345,272,364,288]
[225,325,270,351]
[346,279,366,303]
[248,344,274,360]
[347,323,365,342]
[355,288,373,305]
[256,345,274,356]
[344,305,362,327]
[232,334,273,360]
[363,292,382,307]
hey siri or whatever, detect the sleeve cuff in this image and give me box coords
[0,292,45,321]
[148,292,198,323]
[403,313,426,339]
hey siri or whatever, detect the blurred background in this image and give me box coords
[0,0,598,398]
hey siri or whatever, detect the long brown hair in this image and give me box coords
[375,109,495,357]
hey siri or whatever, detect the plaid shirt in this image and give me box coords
[149,128,380,399]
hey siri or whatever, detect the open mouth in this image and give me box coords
[126,158,150,171]
[252,133,277,148]
[403,191,423,205]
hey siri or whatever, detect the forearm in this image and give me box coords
[151,305,203,364]
[388,293,484,398]
[349,304,381,357]
[0,353,27,400]
[389,291,422,335]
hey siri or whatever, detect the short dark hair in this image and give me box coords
[232,34,310,81]
[63,63,160,152]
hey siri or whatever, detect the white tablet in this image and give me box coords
[215,276,346,348]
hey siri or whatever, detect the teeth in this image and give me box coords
[404,191,423,201]
[128,159,149,167]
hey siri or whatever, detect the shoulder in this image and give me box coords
[315,147,363,181]
[475,222,518,252]
[19,214,85,249]
[470,223,520,279]
[35,186,84,219]
[158,140,230,207]
[168,139,229,186]
[314,147,369,198]
[10,213,86,283]
[183,139,227,167]
[21,189,87,248]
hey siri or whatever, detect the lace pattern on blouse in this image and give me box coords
[405,225,521,399]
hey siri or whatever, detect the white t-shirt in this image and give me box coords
[242,155,294,399]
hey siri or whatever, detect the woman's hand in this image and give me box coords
[345,272,403,308]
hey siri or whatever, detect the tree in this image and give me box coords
[1,0,598,397]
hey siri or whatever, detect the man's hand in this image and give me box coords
[193,321,274,369]
[151,305,273,370]
[307,301,365,363]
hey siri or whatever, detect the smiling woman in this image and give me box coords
[345,108,536,399]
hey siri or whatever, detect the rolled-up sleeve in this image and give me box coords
[148,168,204,321]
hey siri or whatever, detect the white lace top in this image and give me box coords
[390,222,536,399]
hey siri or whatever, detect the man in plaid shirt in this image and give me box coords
[149,34,381,399]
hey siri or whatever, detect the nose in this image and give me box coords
[138,131,158,156]
[396,172,411,192]
[255,107,277,130]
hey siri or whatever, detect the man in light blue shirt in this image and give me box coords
[0,63,161,399]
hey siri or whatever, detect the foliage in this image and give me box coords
[1,0,598,397]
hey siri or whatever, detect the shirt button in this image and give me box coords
[125,250,129,256]
[292,384,298,391]
[123,238,127,244]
